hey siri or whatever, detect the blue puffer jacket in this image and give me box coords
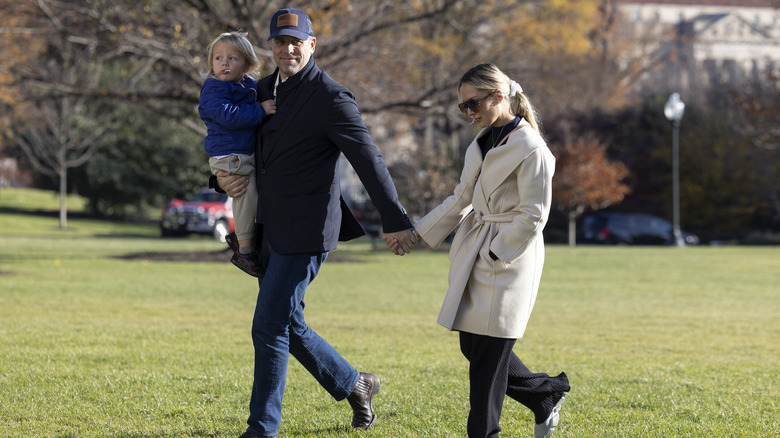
[199,76,266,156]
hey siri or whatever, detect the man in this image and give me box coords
[213,8,417,438]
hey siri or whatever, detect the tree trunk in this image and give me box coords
[568,210,577,247]
[59,166,67,230]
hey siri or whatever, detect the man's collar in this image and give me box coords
[272,57,317,97]
[273,72,287,98]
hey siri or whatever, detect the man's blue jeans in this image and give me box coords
[245,249,360,437]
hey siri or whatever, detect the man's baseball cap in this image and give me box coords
[267,8,314,41]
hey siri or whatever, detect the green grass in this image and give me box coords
[1,188,778,437]
[0,186,88,213]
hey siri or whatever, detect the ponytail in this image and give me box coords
[511,92,541,133]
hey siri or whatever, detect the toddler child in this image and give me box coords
[198,31,275,277]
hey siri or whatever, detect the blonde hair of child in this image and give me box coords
[206,31,260,78]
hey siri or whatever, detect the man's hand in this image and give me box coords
[215,170,250,198]
[383,228,417,256]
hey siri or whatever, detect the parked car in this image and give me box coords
[160,189,234,241]
[578,212,699,246]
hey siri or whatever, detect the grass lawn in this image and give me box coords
[1,188,778,437]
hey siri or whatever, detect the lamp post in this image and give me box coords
[664,93,686,247]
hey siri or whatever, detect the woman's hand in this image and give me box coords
[215,170,250,198]
[383,228,417,256]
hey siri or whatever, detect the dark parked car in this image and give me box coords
[160,189,234,241]
[579,212,699,246]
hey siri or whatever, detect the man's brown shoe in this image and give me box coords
[347,372,380,429]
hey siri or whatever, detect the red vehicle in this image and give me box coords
[160,189,234,241]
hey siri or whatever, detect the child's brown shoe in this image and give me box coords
[231,251,265,278]
[225,232,240,253]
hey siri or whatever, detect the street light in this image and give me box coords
[664,92,686,247]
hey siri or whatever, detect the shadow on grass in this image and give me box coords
[91,233,162,238]
[116,250,362,263]
[117,249,231,263]
[103,424,353,437]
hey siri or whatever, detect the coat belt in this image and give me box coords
[473,210,518,225]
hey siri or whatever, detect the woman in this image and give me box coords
[409,63,570,438]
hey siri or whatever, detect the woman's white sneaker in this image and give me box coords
[534,394,566,438]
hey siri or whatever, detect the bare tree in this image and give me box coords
[12,96,110,228]
[1,0,117,227]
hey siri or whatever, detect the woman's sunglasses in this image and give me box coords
[458,91,495,116]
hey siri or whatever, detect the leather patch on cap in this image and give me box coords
[277,13,298,27]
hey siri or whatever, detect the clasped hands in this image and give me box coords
[383,228,417,256]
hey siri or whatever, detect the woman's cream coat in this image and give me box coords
[414,119,555,339]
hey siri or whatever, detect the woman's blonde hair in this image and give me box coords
[458,63,541,133]
[206,31,260,78]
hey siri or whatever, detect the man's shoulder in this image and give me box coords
[317,70,348,91]
[295,61,346,94]
[310,70,354,104]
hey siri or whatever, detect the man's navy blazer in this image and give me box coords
[254,58,410,254]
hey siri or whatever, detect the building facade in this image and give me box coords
[618,0,780,98]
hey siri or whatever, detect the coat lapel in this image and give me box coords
[259,66,320,163]
[476,120,542,206]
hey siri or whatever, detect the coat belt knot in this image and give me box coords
[474,211,485,225]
